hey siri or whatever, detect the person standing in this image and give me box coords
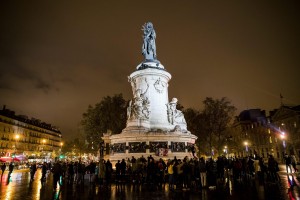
[216,156,225,181]
[77,162,85,185]
[8,162,14,178]
[61,162,67,179]
[1,163,6,178]
[98,159,106,186]
[105,160,112,187]
[199,157,207,188]
[268,155,278,182]
[157,158,166,187]
[207,158,217,187]
[191,145,196,158]
[167,161,175,190]
[67,162,74,184]
[120,159,127,184]
[41,162,47,185]
[176,160,184,190]
[182,158,191,190]
[52,161,62,191]
[147,158,156,185]
[89,161,96,184]
[284,153,293,173]
[254,157,261,181]
[30,163,37,181]
[131,156,138,183]
[291,154,298,173]
[115,160,121,184]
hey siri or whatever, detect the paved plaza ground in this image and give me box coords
[0,164,299,200]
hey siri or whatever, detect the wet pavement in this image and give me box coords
[0,164,299,200]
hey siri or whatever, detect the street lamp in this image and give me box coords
[42,139,46,162]
[42,139,46,146]
[244,141,249,156]
[223,146,228,158]
[60,142,63,154]
[280,132,286,153]
[13,134,20,158]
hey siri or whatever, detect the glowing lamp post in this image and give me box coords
[14,134,20,158]
[60,142,63,153]
[42,139,46,161]
[223,146,228,158]
[244,141,249,155]
[280,132,286,152]
[15,134,20,145]
[59,142,63,160]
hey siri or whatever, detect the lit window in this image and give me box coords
[269,136,272,143]
[294,122,297,128]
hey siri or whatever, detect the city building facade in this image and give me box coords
[230,109,283,161]
[0,106,62,161]
[230,105,300,162]
[270,105,300,160]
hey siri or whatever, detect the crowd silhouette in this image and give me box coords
[1,152,298,198]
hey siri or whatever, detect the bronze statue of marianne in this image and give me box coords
[142,22,157,61]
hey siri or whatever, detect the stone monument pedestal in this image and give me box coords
[102,131,197,163]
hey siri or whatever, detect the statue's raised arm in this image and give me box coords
[142,22,157,61]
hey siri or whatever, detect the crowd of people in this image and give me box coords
[1,153,298,192]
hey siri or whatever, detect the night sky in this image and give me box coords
[0,1,299,140]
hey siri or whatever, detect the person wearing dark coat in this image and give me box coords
[89,161,96,183]
[67,162,74,184]
[207,158,217,187]
[115,160,121,184]
[8,163,14,178]
[268,155,278,182]
[41,162,47,184]
[52,162,62,191]
[182,158,191,190]
[284,153,293,173]
[105,160,113,186]
[120,159,127,183]
[1,163,6,178]
[199,157,207,188]
[30,163,37,181]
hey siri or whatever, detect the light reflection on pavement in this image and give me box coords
[0,165,299,200]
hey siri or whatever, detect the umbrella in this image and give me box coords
[0,157,20,162]
[0,157,12,162]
